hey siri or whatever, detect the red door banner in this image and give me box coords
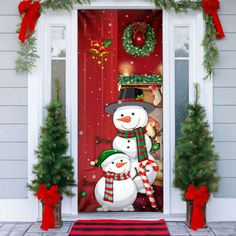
[78,10,118,212]
[78,10,163,212]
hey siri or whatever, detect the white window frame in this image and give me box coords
[34,10,79,218]
[21,1,212,221]
[165,11,210,215]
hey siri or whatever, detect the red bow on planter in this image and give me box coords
[18,0,41,43]
[186,184,210,231]
[36,184,61,231]
[202,0,225,38]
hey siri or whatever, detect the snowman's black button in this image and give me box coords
[128,140,130,143]
[127,146,130,149]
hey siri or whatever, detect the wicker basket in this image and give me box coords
[186,200,207,228]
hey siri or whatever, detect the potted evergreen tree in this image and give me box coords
[28,80,76,228]
[173,84,219,230]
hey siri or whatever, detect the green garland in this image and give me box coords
[122,23,156,57]
[119,74,163,84]
[41,0,90,11]
[16,34,39,73]
[15,0,89,73]
[154,0,202,12]
[16,0,220,79]
[202,13,219,79]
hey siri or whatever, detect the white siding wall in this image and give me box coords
[214,0,236,198]
[0,0,28,199]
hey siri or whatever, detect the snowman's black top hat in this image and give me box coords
[105,88,155,115]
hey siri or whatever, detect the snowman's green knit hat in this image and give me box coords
[92,150,125,167]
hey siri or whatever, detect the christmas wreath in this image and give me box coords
[122,22,156,57]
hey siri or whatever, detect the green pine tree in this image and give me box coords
[28,80,76,196]
[174,84,219,199]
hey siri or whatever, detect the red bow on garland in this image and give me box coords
[36,184,61,231]
[18,0,41,43]
[186,184,210,231]
[202,0,225,38]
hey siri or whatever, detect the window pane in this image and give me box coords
[174,27,189,58]
[51,26,66,58]
[175,60,189,139]
[51,60,66,106]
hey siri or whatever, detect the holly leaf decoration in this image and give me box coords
[136,94,144,100]
[103,39,112,47]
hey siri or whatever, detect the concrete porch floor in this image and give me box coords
[0,221,236,236]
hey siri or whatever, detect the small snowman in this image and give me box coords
[105,88,158,194]
[92,150,137,212]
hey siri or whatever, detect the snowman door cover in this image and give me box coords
[78,10,163,212]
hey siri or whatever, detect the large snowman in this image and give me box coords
[94,150,137,211]
[105,88,158,193]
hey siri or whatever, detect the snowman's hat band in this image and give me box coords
[105,88,155,115]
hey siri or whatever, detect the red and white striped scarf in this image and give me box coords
[103,172,130,202]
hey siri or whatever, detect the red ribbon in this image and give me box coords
[36,184,61,231]
[202,0,225,38]
[18,0,41,43]
[186,184,210,231]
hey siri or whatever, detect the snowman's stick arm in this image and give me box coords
[132,167,140,180]
[96,136,112,144]
[132,167,149,180]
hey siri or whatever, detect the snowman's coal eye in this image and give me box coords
[112,162,114,164]
[131,112,135,116]
[121,114,124,117]
[120,159,123,162]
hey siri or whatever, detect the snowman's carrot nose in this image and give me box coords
[116,162,127,168]
[117,116,131,123]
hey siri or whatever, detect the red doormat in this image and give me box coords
[69,219,170,236]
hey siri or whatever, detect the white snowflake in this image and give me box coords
[79,131,84,135]
[92,175,96,179]
[130,61,134,64]
[125,15,129,18]
[108,23,112,27]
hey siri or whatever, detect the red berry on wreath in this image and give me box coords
[132,31,146,47]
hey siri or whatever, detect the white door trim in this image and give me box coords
[26,1,211,221]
